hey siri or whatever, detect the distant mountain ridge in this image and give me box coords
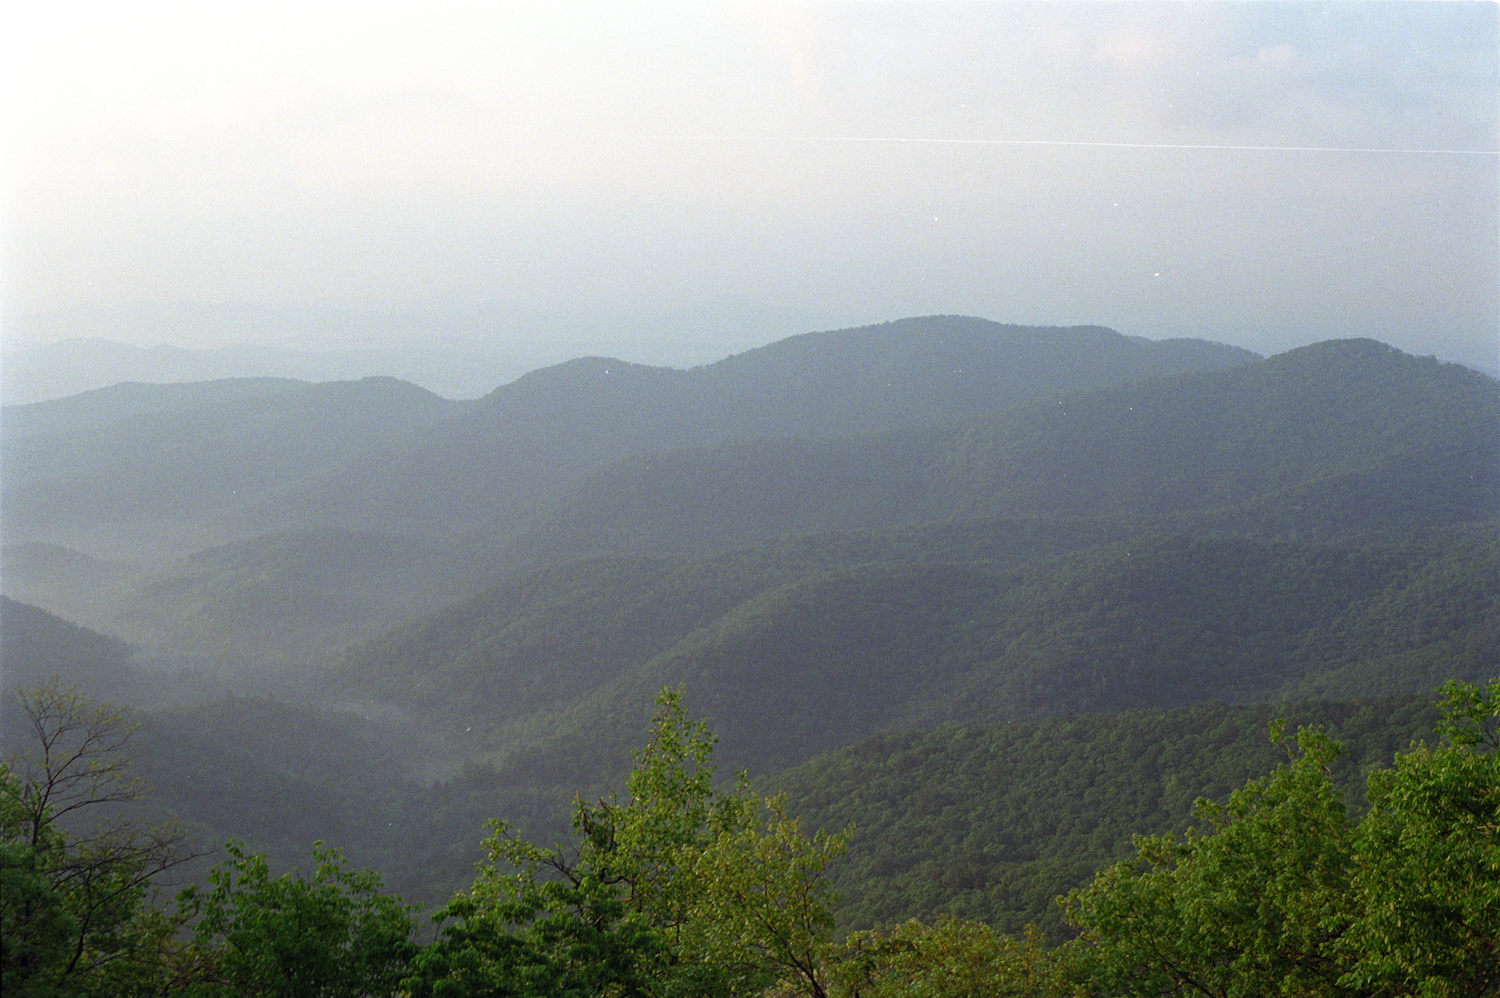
[228,319,1260,538]
[0,377,309,436]
[2,376,467,552]
[510,338,1498,559]
[1,297,860,403]
[2,318,1257,553]
[1,337,402,406]
[300,334,1498,780]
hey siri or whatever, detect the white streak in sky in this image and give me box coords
[613,135,1500,156]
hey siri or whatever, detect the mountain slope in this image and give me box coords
[235,319,1257,537]
[2,376,468,552]
[768,695,1446,939]
[0,596,138,697]
[3,319,1252,554]
[511,340,1498,559]
[333,527,1498,779]
[104,529,494,668]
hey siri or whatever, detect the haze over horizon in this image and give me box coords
[4,2,1497,375]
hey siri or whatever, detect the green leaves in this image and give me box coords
[1433,676,1500,751]
[15,677,1491,997]
[1063,679,1500,998]
[830,918,1061,998]
[1338,680,1500,997]
[1,768,80,998]
[407,687,848,998]
[2,682,195,998]
[681,795,850,998]
[178,840,419,998]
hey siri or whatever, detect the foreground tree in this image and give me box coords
[175,840,420,998]
[1063,677,1500,998]
[680,795,851,997]
[1338,678,1500,997]
[830,918,1062,998]
[1065,723,1357,997]
[1,680,195,998]
[405,688,849,998]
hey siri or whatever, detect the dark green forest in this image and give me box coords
[3,320,1497,995]
[5,680,1497,997]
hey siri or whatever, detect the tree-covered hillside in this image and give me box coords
[514,340,1498,559]
[8,331,1489,690]
[332,528,1497,779]
[769,696,1444,940]
[2,318,1255,557]
[7,678,1491,998]
[0,597,138,698]
[2,376,465,552]
[2,319,1265,664]
[110,529,494,668]
[246,318,1258,540]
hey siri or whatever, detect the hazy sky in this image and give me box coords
[4,2,1497,369]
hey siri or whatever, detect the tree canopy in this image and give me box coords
[1063,678,1500,998]
[4,678,1496,997]
[2,680,195,998]
[405,687,850,998]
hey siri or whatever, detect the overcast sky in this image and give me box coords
[4,2,1497,370]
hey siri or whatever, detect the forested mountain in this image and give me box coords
[311,335,1497,785]
[2,317,1496,993]
[232,318,1258,538]
[1,530,498,673]
[1,542,140,632]
[0,675,1455,946]
[108,529,493,668]
[512,339,1498,560]
[8,331,1489,678]
[0,596,138,698]
[3,318,1262,663]
[0,376,306,436]
[332,529,1496,778]
[2,318,1254,556]
[2,376,466,553]
[769,695,1445,939]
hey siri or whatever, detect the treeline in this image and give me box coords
[4,529,1496,932]
[98,696,574,912]
[5,680,1496,998]
[2,684,1452,935]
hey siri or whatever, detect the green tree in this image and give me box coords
[1062,678,1500,998]
[405,687,848,998]
[175,840,420,998]
[1,763,77,996]
[1338,678,1500,997]
[1,680,195,998]
[1063,722,1359,997]
[829,918,1062,998]
[680,794,849,998]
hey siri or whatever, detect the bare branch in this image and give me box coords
[9,679,146,849]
